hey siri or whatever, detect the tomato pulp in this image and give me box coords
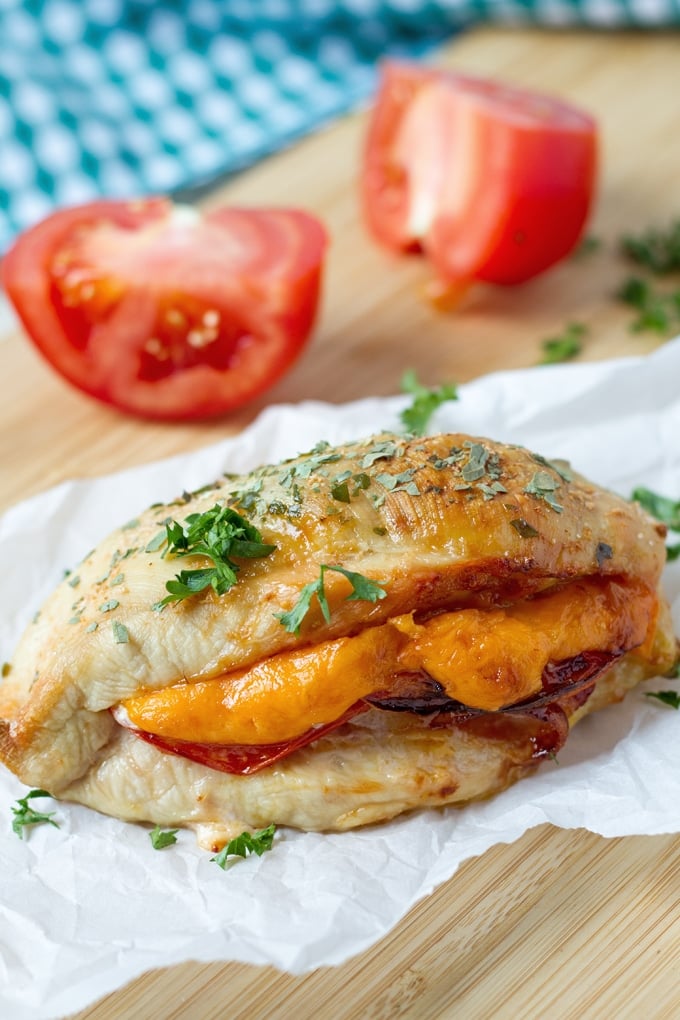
[1,199,328,420]
[362,62,598,285]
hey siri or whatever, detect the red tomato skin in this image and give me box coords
[361,61,598,286]
[1,199,327,421]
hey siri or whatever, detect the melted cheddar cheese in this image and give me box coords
[120,577,657,747]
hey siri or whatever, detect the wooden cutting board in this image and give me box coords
[1,25,679,1020]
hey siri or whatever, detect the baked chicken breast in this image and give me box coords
[0,433,675,849]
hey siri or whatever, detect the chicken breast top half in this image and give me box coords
[0,433,676,849]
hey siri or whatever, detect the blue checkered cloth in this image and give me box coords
[1,0,679,252]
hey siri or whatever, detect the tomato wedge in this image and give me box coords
[362,61,598,285]
[1,199,327,420]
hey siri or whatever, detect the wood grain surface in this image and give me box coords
[1,25,679,1020]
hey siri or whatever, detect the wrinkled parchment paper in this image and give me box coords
[2,341,680,1020]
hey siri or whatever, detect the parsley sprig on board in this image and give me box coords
[621,220,680,274]
[11,789,59,839]
[539,322,587,365]
[211,824,276,868]
[615,220,680,335]
[277,565,387,636]
[161,505,276,605]
[399,370,458,436]
[533,218,680,359]
[617,277,680,334]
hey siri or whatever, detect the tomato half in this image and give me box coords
[1,199,327,420]
[361,62,598,285]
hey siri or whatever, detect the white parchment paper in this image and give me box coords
[2,341,680,1020]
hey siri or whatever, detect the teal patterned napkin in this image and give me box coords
[1,0,679,252]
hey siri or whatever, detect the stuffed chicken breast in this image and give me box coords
[0,433,675,849]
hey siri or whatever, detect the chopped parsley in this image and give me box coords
[461,442,495,483]
[477,481,507,501]
[617,276,679,334]
[11,789,59,839]
[230,482,264,516]
[149,825,179,849]
[632,487,680,561]
[375,469,420,495]
[531,453,573,483]
[524,471,564,513]
[211,824,276,868]
[510,518,539,538]
[399,370,458,436]
[278,446,342,488]
[99,599,120,613]
[615,221,680,335]
[539,322,587,365]
[666,543,680,562]
[330,480,351,503]
[429,441,507,504]
[621,220,680,274]
[645,690,680,710]
[145,531,168,554]
[161,505,276,605]
[360,438,402,469]
[632,487,680,530]
[430,448,465,471]
[276,564,387,636]
[112,620,129,644]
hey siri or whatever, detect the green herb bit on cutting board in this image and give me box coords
[539,322,587,365]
